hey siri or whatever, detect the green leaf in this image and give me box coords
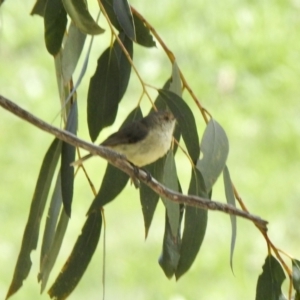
[197,119,229,192]
[161,151,180,236]
[292,259,300,293]
[169,61,182,96]
[223,166,237,271]
[175,168,208,279]
[87,107,142,214]
[87,46,119,141]
[6,138,61,300]
[39,173,69,292]
[48,210,102,299]
[62,0,105,35]
[113,0,135,40]
[255,255,286,300]
[62,22,87,84]
[158,89,200,163]
[44,0,67,55]
[140,156,165,238]
[61,101,78,217]
[158,209,182,279]
[133,14,156,47]
[31,0,47,16]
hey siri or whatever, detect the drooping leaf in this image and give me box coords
[6,138,61,300]
[175,168,208,279]
[158,209,182,279]
[44,0,67,55]
[31,0,47,16]
[87,107,142,214]
[223,166,237,271]
[39,173,69,292]
[197,119,229,192]
[158,89,200,163]
[169,61,182,96]
[114,33,133,99]
[132,14,156,47]
[62,0,104,35]
[255,255,286,300]
[140,156,165,238]
[61,101,78,217]
[48,210,102,299]
[62,22,87,84]
[87,46,119,141]
[292,259,300,293]
[113,0,135,40]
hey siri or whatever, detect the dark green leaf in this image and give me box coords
[87,107,142,214]
[48,210,102,299]
[133,14,156,47]
[292,259,300,293]
[158,89,200,163]
[62,0,105,35]
[62,22,87,83]
[169,62,182,96]
[113,0,135,40]
[140,156,165,238]
[61,102,78,217]
[114,33,133,99]
[255,255,286,300]
[31,0,47,16]
[87,47,119,141]
[6,138,61,300]
[159,210,182,279]
[197,119,229,192]
[44,0,67,55]
[161,151,180,236]
[223,166,236,271]
[175,168,208,279]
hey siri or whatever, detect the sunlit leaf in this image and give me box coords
[44,0,67,55]
[48,210,102,299]
[62,22,86,84]
[113,0,135,40]
[175,168,208,279]
[87,107,142,214]
[169,61,182,96]
[6,138,61,300]
[158,209,182,279]
[62,0,104,35]
[292,259,300,293]
[197,119,229,192]
[31,0,47,16]
[140,156,165,238]
[255,255,286,300]
[61,101,78,217]
[161,151,180,236]
[223,166,236,271]
[158,89,200,163]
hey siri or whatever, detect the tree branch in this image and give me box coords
[0,94,268,229]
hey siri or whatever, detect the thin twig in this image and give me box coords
[0,94,268,229]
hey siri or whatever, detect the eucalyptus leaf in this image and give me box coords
[255,255,286,300]
[223,166,237,271]
[6,138,61,300]
[197,119,229,192]
[292,259,300,293]
[31,0,47,16]
[133,14,156,47]
[62,22,87,84]
[175,168,208,279]
[62,0,104,35]
[61,101,78,217]
[169,61,182,96]
[113,0,135,40]
[44,0,67,55]
[48,210,102,299]
[158,89,200,163]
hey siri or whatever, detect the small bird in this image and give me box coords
[75,110,176,167]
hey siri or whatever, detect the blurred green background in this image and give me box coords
[1,0,300,299]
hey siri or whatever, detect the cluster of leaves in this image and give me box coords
[2,0,300,299]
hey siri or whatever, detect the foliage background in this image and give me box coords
[0,0,300,299]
